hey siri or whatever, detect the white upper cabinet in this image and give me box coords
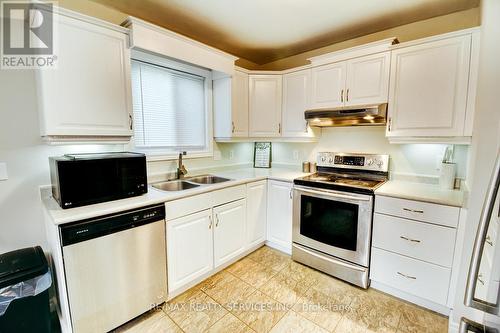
[282,69,316,138]
[345,52,390,106]
[36,12,133,142]
[213,70,249,138]
[249,75,283,137]
[310,62,346,109]
[387,34,473,138]
[310,52,390,110]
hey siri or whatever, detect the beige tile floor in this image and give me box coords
[115,246,448,333]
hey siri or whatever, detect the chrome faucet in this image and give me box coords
[177,151,187,179]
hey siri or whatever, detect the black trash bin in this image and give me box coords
[0,246,52,333]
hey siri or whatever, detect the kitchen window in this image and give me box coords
[130,51,212,159]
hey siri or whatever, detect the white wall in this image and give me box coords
[450,0,500,329]
[272,127,469,180]
[0,69,253,254]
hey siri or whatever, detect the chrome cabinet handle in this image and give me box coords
[397,272,417,280]
[289,189,293,199]
[208,215,212,229]
[388,117,392,132]
[215,214,219,227]
[232,121,235,133]
[400,236,421,243]
[346,88,349,102]
[278,123,281,134]
[340,89,344,102]
[403,208,424,214]
[129,114,133,130]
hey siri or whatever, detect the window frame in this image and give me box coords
[128,49,213,161]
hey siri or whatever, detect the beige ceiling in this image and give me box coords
[91,0,479,65]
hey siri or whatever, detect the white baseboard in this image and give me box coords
[265,241,292,255]
[370,281,451,316]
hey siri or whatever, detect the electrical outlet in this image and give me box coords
[229,150,234,160]
[0,162,8,181]
[213,151,222,161]
[293,150,299,160]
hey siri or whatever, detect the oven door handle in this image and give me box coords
[294,187,371,202]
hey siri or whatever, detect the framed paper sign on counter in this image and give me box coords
[254,142,272,168]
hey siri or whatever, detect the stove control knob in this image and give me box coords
[376,160,384,168]
[328,156,334,163]
[321,156,326,163]
[367,159,374,166]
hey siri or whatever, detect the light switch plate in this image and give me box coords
[0,162,8,181]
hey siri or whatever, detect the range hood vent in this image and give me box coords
[305,103,387,127]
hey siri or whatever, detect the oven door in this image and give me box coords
[293,185,373,267]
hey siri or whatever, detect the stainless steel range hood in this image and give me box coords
[305,103,387,127]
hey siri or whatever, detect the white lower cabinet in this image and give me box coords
[246,180,268,247]
[371,248,451,306]
[166,209,214,293]
[371,195,460,311]
[266,180,293,253]
[214,199,247,267]
[166,182,266,296]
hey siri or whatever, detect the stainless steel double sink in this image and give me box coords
[152,175,231,192]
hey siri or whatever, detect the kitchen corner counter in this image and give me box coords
[41,167,310,225]
[375,180,465,207]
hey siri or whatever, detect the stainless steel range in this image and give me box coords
[292,152,389,288]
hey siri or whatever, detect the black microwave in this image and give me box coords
[49,152,148,209]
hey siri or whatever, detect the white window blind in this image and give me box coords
[131,60,207,150]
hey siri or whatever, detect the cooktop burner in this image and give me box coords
[296,173,386,191]
[294,152,390,194]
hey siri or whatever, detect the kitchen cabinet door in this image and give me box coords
[246,180,267,248]
[267,180,293,254]
[282,69,315,138]
[345,52,390,106]
[213,199,247,267]
[166,209,213,293]
[310,62,346,109]
[213,70,249,138]
[36,13,132,140]
[387,35,471,137]
[249,75,282,137]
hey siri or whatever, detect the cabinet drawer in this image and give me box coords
[165,192,212,220]
[370,248,451,306]
[373,213,456,267]
[375,195,460,228]
[212,185,246,207]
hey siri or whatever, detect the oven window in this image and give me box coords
[300,195,358,251]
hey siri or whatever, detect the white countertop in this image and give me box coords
[375,180,466,207]
[42,167,310,225]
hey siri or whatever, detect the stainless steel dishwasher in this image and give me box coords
[60,204,167,333]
